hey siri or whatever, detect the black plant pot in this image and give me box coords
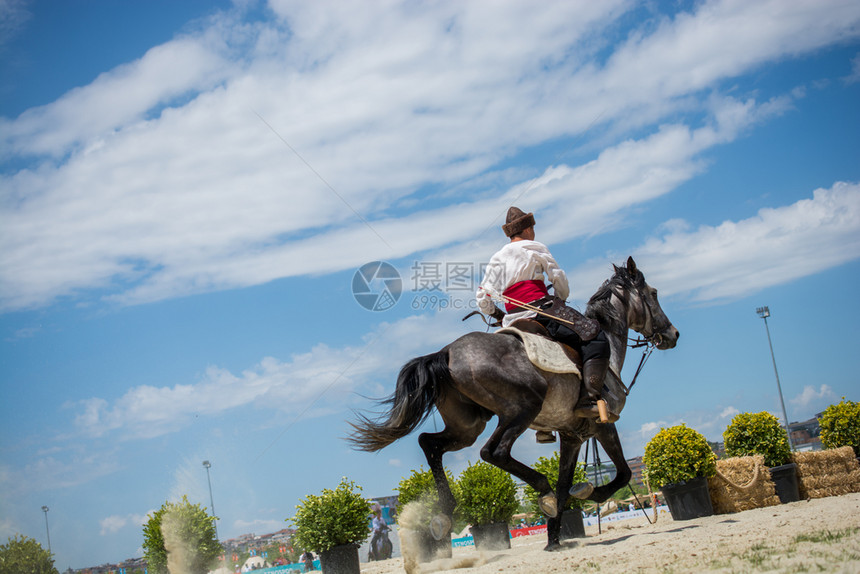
[560,509,585,540]
[662,476,714,521]
[769,462,800,503]
[319,543,360,574]
[470,522,511,551]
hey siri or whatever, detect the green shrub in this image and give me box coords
[723,411,792,467]
[396,466,458,513]
[141,496,221,574]
[819,398,860,456]
[457,461,519,525]
[291,478,371,553]
[522,451,588,513]
[0,535,58,574]
[642,424,717,488]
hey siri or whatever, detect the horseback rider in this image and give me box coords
[476,207,612,433]
[369,505,389,560]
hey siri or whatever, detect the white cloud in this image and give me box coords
[2,1,859,312]
[572,181,860,304]
[0,449,121,496]
[790,384,836,410]
[100,513,148,536]
[0,0,31,49]
[720,406,740,419]
[0,24,236,157]
[71,313,465,440]
[639,421,666,435]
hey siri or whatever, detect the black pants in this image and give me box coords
[536,316,611,362]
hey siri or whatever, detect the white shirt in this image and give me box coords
[476,240,570,327]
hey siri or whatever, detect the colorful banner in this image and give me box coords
[510,524,547,538]
[248,562,319,573]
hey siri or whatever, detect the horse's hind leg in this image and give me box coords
[480,413,556,514]
[418,399,488,538]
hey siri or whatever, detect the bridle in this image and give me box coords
[614,280,665,349]
[614,282,665,395]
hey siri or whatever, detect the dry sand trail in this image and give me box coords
[361,492,860,573]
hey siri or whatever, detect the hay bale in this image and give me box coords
[791,447,860,499]
[707,455,780,514]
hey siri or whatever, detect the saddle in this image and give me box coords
[497,319,628,418]
[497,319,583,374]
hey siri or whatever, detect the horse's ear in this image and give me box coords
[627,256,637,274]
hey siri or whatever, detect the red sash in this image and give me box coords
[502,280,549,312]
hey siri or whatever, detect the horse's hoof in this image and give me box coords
[539,493,558,518]
[544,540,562,552]
[570,482,594,499]
[430,514,451,540]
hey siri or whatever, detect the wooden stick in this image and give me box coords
[597,399,609,423]
[488,290,585,331]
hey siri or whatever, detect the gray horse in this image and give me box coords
[349,257,679,550]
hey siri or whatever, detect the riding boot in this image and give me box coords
[574,357,610,419]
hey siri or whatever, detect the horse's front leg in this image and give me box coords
[545,433,583,551]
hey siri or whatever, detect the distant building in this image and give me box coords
[708,441,726,459]
[627,456,646,488]
[789,414,823,451]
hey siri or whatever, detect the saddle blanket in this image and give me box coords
[496,327,581,375]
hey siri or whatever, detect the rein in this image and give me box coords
[624,339,656,396]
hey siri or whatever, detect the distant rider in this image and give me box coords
[369,506,389,560]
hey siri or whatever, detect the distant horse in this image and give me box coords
[368,528,392,561]
[349,257,679,550]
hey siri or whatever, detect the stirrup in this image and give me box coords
[535,430,556,443]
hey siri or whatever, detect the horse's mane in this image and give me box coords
[585,264,644,337]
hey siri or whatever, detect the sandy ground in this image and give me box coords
[360,493,860,574]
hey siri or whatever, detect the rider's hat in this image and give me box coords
[502,206,535,237]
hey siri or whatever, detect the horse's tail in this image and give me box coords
[348,350,451,452]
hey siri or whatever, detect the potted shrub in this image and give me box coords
[643,424,717,520]
[819,398,860,457]
[291,477,371,574]
[723,411,798,503]
[457,461,518,550]
[523,451,588,539]
[395,467,455,562]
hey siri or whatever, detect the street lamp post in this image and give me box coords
[202,460,218,540]
[756,306,794,451]
[41,506,51,555]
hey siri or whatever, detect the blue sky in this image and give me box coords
[1,0,859,569]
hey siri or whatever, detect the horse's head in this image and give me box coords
[590,257,679,350]
[617,257,679,349]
